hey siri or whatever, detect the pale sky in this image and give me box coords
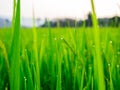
[0,0,120,19]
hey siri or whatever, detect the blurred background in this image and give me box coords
[0,0,120,28]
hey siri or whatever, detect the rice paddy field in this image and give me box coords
[0,27,120,90]
[0,0,120,90]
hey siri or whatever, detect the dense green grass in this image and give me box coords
[0,27,120,90]
[0,0,120,90]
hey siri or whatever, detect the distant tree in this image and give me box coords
[85,13,92,27]
[116,3,120,27]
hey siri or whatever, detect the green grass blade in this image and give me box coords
[56,42,62,90]
[32,5,41,90]
[11,0,16,32]
[10,0,21,90]
[0,40,10,77]
[90,0,105,90]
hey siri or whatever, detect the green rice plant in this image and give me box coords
[11,0,16,33]
[1,0,120,89]
[20,48,34,90]
[32,5,41,90]
[0,40,10,90]
[0,40,10,75]
[10,0,21,90]
[90,0,105,90]
[47,19,56,90]
[0,27,120,90]
[39,38,46,90]
[56,41,62,90]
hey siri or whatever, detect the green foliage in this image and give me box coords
[0,28,120,90]
[91,0,105,90]
[0,0,120,90]
[10,0,20,90]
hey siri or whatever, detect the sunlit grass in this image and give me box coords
[10,0,20,90]
[31,5,41,90]
[91,0,105,90]
[0,0,120,90]
[0,27,120,90]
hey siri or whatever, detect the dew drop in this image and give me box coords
[108,63,110,67]
[61,37,64,40]
[60,35,64,40]
[24,77,27,81]
[118,51,120,55]
[89,66,92,70]
[54,37,57,41]
[109,40,113,44]
[117,65,119,68]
